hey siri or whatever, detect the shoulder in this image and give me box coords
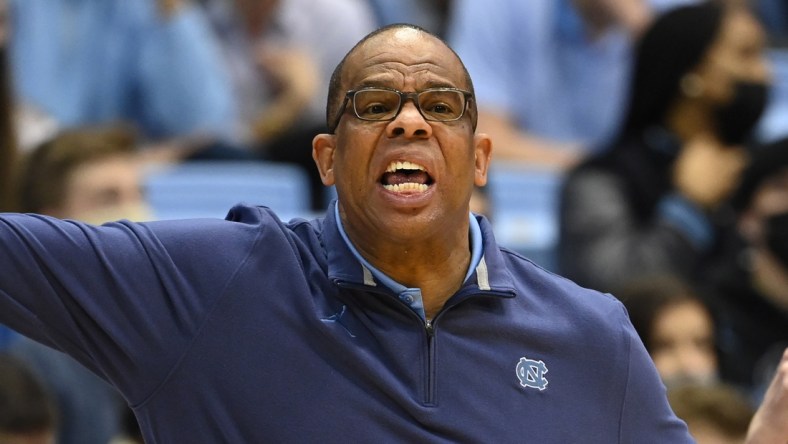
[500,247,629,335]
[499,247,623,310]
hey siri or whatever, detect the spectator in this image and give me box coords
[17,125,151,224]
[0,0,15,212]
[0,353,58,444]
[559,1,771,293]
[619,274,719,387]
[702,136,788,397]
[202,0,376,209]
[7,0,238,160]
[9,125,150,444]
[0,0,21,351]
[447,0,695,170]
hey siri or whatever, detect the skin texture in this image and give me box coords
[313,28,492,319]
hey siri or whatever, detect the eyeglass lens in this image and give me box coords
[352,89,465,122]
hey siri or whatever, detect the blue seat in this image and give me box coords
[486,165,564,271]
[144,161,312,221]
[757,48,788,141]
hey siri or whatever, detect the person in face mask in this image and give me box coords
[702,136,788,399]
[559,1,772,294]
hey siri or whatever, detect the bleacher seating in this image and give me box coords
[144,161,313,221]
[143,160,564,271]
[757,48,788,141]
[486,165,564,271]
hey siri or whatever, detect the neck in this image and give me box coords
[342,213,472,319]
[666,99,719,144]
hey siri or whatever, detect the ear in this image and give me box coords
[312,133,337,186]
[473,133,492,187]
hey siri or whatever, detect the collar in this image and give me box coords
[321,200,517,298]
[334,203,484,293]
[642,125,682,158]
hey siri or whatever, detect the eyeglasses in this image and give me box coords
[330,87,473,133]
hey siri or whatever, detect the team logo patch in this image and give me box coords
[516,357,548,390]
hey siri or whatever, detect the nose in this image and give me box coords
[385,100,432,139]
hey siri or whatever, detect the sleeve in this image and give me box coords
[0,214,259,403]
[135,2,237,139]
[446,0,528,112]
[616,304,694,442]
[558,168,709,292]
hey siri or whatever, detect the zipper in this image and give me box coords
[425,319,434,336]
[424,318,437,406]
[334,280,438,404]
[333,280,513,406]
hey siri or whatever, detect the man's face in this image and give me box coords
[314,29,490,244]
[55,154,150,224]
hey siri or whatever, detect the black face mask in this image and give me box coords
[715,81,770,145]
[766,211,788,269]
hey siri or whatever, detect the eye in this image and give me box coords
[353,89,400,119]
[426,103,453,115]
[361,103,391,117]
[419,90,464,119]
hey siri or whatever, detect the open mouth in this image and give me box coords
[380,160,433,193]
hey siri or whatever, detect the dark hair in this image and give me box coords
[731,136,788,212]
[618,274,711,351]
[0,46,17,211]
[325,23,476,134]
[17,124,138,213]
[620,1,725,134]
[0,354,58,435]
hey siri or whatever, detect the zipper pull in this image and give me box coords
[425,319,434,337]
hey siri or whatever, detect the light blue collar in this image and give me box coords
[334,203,483,319]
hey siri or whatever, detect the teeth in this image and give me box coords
[385,161,425,173]
[383,183,429,193]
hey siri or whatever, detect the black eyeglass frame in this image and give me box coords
[329,87,473,134]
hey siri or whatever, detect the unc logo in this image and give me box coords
[516,357,548,390]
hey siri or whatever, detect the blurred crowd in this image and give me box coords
[0,0,787,443]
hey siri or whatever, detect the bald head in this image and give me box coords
[325,24,476,133]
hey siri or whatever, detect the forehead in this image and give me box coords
[343,28,467,90]
[714,9,764,51]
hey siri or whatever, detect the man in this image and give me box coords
[7,125,150,444]
[0,24,693,442]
